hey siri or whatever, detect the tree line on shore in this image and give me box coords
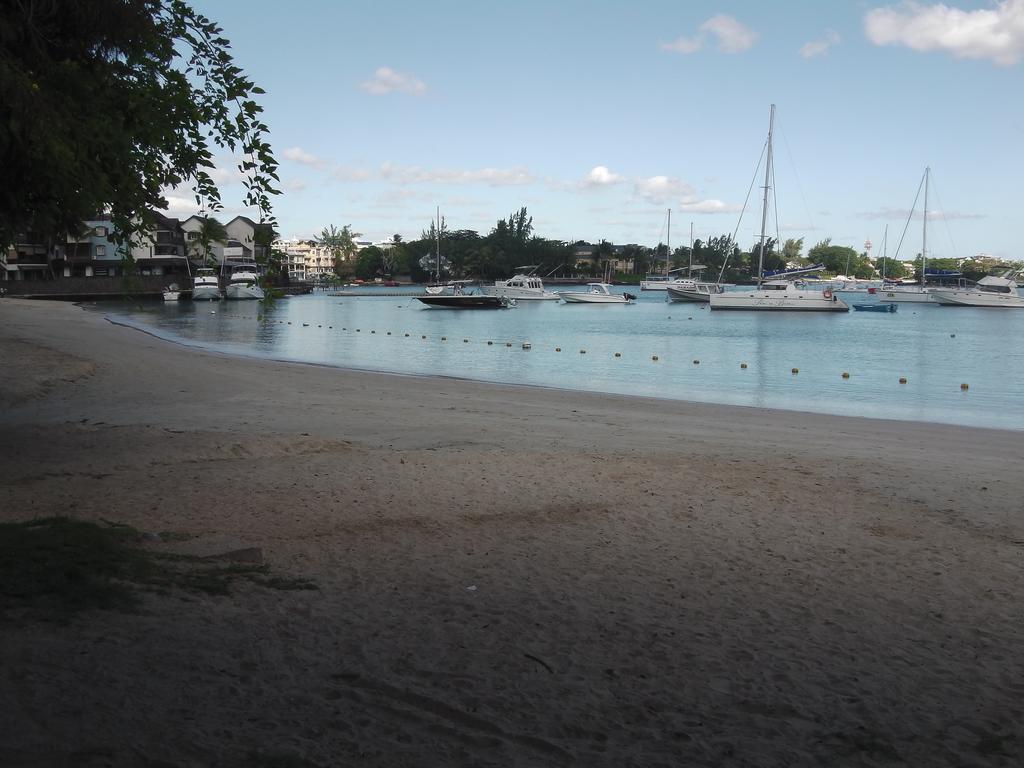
[298,209,1009,285]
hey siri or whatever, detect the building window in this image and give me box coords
[187,231,199,240]
[94,226,107,237]
[95,245,106,257]
[94,267,109,276]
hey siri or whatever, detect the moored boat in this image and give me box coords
[225,265,264,300]
[191,267,222,300]
[708,105,848,313]
[930,273,1024,308]
[415,294,513,309]
[482,269,560,300]
[558,283,635,304]
[853,302,897,312]
[666,280,724,303]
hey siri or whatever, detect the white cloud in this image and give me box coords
[330,166,374,182]
[864,0,1024,66]
[800,29,841,58]
[858,207,986,221]
[584,166,626,186]
[679,199,742,214]
[207,165,245,184]
[702,15,758,53]
[634,175,695,204]
[663,15,758,54]
[162,195,201,217]
[660,35,704,54]
[380,162,534,186]
[631,176,740,214]
[282,147,323,167]
[281,179,308,192]
[358,66,427,95]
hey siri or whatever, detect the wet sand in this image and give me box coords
[1,298,1022,767]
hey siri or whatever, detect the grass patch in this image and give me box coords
[0,517,315,622]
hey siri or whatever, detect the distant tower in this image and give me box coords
[864,238,872,257]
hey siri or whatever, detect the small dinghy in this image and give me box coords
[852,303,897,312]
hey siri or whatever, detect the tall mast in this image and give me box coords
[435,205,440,282]
[665,208,671,277]
[756,104,776,286]
[921,166,929,286]
[688,221,693,274]
[881,224,888,280]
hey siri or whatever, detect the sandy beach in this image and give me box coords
[1,297,1022,767]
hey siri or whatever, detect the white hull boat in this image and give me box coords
[878,287,934,304]
[709,105,848,314]
[162,285,180,302]
[710,283,849,311]
[558,283,635,304]
[930,274,1024,307]
[192,268,222,300]
[667,281,723,303]
[225,268,264,300]
[482,273,560,300]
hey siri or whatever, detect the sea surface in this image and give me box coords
[94,287,1024,431]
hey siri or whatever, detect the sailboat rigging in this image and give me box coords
[709,105,848,312]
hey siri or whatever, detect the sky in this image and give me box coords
[176,0,1024,261]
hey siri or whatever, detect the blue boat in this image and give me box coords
[853,303,897,313]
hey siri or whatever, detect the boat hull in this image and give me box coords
[416,295,509,309]
[710,290,849,312]
[191,284,222,300]
[558,293,631,304]
[853,303,897,312]
[929,290,1024,308]
[225,284,265,300]
[666,285,716,303]
[877,289,933,303]
[480,286,560,300]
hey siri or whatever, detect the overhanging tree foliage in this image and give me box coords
[0,0,279,250]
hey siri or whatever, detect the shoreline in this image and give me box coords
[93,298,1022,435]
[2,297,1023,767]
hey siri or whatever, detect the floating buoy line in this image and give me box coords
[207,316,971,389]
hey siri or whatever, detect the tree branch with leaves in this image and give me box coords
[0,0,279,251]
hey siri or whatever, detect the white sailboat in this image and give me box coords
[879,168,937,305]
[709,105,848,312]
[423,207,448,295]
[640,210,679,291]
[667,222,724,302]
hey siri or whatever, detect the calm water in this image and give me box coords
[94,288,1024,431]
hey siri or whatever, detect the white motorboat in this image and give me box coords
[558,283,635,304]
[666,280,724,303]
[225,266,265,300]
[482,269,560,300]
[191,267,222,300]
[708,105,848,313]
[162,284,181,302]
[930,273,1024,308]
